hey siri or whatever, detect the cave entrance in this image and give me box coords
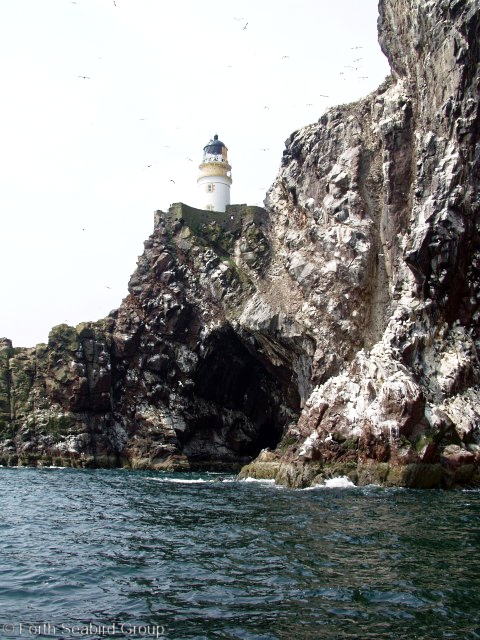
[182,326,300,468]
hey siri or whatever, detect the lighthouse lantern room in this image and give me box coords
[197,134,232,212]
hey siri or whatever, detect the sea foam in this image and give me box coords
[316,476,356,489]
[148,477,213,484]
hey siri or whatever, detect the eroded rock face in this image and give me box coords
[0,206,299,471]
[1,0,479,487]
[241,0,480,488]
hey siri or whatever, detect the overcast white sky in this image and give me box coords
[0,0,390,348]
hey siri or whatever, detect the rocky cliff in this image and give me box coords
[1,0,479,488]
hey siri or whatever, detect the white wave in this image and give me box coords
[309,476,356,489]
[148,477,214,484]
[240,477,276,484]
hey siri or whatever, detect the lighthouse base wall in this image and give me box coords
[162,203,265,235]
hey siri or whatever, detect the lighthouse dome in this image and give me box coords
[203,134,226,155]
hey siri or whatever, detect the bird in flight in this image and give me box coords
[282,55,289,59]
[359,76,369,80]
[233,16,244,21]
[170,179,175,183]
[351,46,363,50]
[260,148,269,151]
[78,75,90,79]
[353,57,362,62]
[319,94,329,98]
[243,22,248,30]
[186,158,193,162]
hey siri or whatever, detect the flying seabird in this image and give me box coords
[243,22,248,30]
[142,162,157,171]
[78,75,90,79]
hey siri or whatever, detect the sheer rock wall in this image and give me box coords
[240,0,480,487]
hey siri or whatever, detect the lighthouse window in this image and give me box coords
[206,184,215,193]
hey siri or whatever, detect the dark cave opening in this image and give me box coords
[182,327,300,466]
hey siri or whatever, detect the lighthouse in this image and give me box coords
[197,134,232,212]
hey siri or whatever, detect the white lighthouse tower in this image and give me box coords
[197,134,232,212]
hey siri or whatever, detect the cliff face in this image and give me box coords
[1,0,479,487]
[0,205,300,471]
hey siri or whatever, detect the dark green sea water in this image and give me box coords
[0,468,479,640]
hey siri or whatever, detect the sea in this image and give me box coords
[0,467,479,640]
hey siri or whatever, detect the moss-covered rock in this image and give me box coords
[237,460,281,481]
[0,339,12,435]
[386,463,443,488]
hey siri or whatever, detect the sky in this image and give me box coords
[0,0,390,348]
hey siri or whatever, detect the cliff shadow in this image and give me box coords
[180,326,300,468]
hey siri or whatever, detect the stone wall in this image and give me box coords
[158,202,266,235]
